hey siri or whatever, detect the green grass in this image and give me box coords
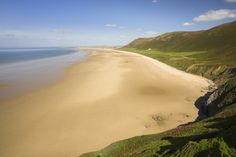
[121,47,236,70]
[124,21,236,54]
[121,48,210,70]
[120,47,236,84]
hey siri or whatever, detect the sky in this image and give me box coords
[0,0,236,47]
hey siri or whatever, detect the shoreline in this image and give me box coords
[0,50,87,101]
[81,48,214,86]
[0,48,210,157]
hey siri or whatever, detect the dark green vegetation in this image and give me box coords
[80,21,236,157]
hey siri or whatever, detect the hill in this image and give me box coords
[124,21,236,54]
[80,21,236,157]
[122,21,236,85]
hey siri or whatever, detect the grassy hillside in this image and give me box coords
[123,21,236,53]
[122,21,236,85]
[80,21,236,157]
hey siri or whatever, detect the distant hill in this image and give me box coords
[122,21,236,84]
[124,21,236,53]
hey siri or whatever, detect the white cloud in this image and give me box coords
[145,31,159,35]
[51,28,69,33]
[152,0,158,3]
[0,28,142,47]
[193,9,236,22]
[225,0,236,3]
[136,28,143,31]
[105,24,126,31]
[182,22,195,26]
[118,26,125,29]
[105,24,117,27]
[105,24,125,29]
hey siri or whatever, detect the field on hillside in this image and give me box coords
[121,48,236,82]
[121,48,236,70]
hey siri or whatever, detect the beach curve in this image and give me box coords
[0,48,210,157]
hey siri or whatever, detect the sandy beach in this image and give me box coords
[0,48,210,157]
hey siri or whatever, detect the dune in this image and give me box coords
[0,48,210,157]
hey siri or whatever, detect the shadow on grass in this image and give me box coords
[152,113,236,157]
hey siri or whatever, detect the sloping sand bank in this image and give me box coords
[0,48,209,157]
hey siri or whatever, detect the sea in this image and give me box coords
[0,47,87,100]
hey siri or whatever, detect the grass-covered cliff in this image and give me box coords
[80,21,236,157]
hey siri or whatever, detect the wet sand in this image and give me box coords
[0,48,209,157]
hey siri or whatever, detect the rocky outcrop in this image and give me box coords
[197,73,236,120]
[205,77,236,115]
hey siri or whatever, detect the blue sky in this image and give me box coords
[0,0,235,47]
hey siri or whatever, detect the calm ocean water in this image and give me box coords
[0,48,87,100]
[0,48,79,65]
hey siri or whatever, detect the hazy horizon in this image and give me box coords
[0,0,236,47]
